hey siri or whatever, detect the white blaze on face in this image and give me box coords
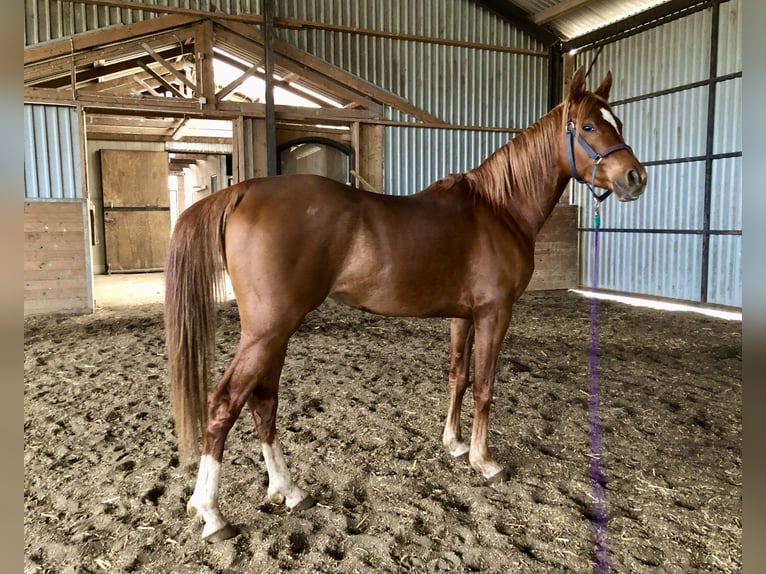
[600,107,620,134]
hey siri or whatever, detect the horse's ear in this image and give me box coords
[568,65,587,102]
[595,70,613,100]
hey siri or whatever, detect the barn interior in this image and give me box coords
[22,4,745,573]
[23,0,742,313]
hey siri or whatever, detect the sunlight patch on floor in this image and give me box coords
[570,289,741,321]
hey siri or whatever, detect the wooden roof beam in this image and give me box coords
[26,41,193,87]
[212,51,332,108]
[214,26,378,110]
[137,62,187,98]
[220,20,440,123]
[140,42,197,94]
[24,13,201,65]
[75,62,181,95]
[215,62,260,103]
[132,76,162,97]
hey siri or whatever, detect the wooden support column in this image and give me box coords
[549,43,564,110]
[232,116,245,183]
[357,123,385,194]
[195,20,216,111]
[350,122,360,189]
[263,0,277,176]
[562,52,575,96]
[232,116,267,183]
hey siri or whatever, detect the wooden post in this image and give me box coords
[562,52,575,97]
[263,0,277,176]
[195,20,216,111]
[350,122,360,188]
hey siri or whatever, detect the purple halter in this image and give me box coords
[566,116,633,204]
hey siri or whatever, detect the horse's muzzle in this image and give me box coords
[612,166,647,201]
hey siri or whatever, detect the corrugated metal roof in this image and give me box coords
[488,0,682,41]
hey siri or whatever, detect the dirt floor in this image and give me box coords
[24,289,741,573]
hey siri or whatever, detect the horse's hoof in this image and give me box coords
[291,495,317,512]
[454,451,469,462]
[487,469,510,484]
[204,523,239,543]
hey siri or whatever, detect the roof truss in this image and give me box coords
[25,13,445,143]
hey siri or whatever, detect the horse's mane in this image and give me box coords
[419,92,608,225]
[465,103,566,215]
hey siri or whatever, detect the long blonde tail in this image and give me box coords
[164,186,241,466]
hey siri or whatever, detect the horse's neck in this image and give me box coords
[469,106,570,240]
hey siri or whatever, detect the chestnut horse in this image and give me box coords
[165,67,647,542]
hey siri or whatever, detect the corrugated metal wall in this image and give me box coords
[24,104,83,200]
[25,0,550,199]
[276,0,550,197]
[24,0,261,45]
[27,1,740,306]
[574,0,741,307]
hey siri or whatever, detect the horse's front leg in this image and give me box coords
[442,318,475,459]
[468,309,512,483]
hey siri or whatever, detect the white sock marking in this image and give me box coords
[262,440,309,508]
[188,455,228,539]
[442,425,470,458]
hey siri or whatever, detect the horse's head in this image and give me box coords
[563,66,647,202]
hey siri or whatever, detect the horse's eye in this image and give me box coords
[583,123,596,133]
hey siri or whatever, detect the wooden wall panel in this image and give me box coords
[24,201,91,315]
[100,149,170,271]
[527,204,578,291]
[103,211,170,272]
[100,150,169,207]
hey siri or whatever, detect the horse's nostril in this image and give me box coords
[627,168,639,186]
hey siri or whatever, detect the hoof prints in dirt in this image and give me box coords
[24,293,741,573]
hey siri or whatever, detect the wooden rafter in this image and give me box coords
[24,14,433,122]
[23,11,467,143]
[214,26,378,109]
[212,51,329,107]
[215,61,261,102]
[132,76,162,97]
[137,61,187,98]
[24,13,201,65]
[72,0,549,56]
[219,20,444,124]
[140,42,197,94]
[170,117,190,140]
[25,32,195,86]
[75,61,185,95]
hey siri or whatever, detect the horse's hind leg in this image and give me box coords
[187,335,288,542]
[442,318,475,460]
[247,388,316,511]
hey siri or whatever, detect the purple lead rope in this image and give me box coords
[589,208,609,574]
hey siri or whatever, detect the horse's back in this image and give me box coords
[222,173,531,323]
